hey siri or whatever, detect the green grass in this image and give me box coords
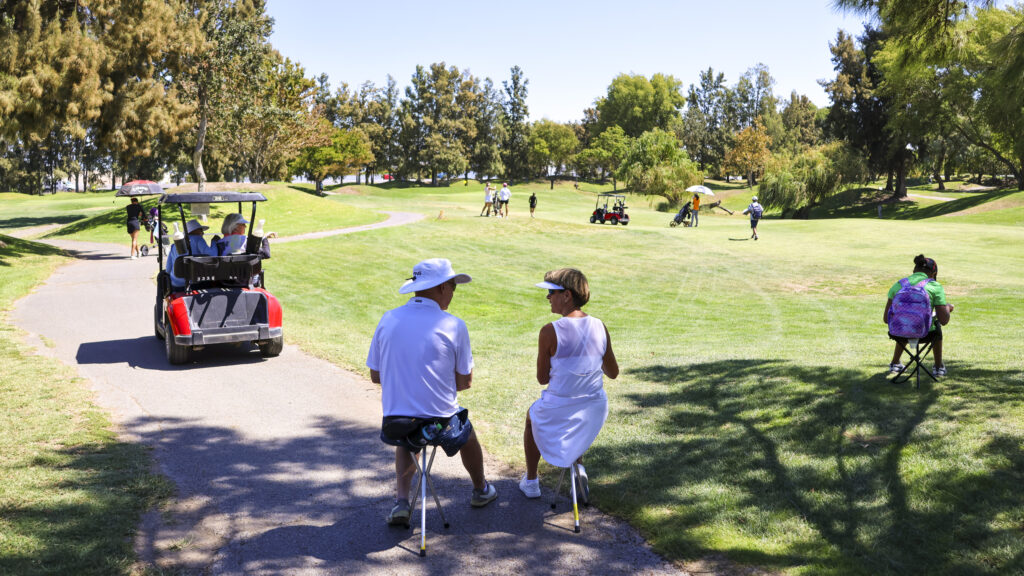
[34,182,386,244]
[0,234,172,575]
[0,190,120,233]
[263,179,1024,575]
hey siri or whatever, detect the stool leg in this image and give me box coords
[421,448,449,529]
[420,449,427,557]
[570,464,580,533]
[551,468,567,509]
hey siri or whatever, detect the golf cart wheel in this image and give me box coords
[610,216,619,225]
[259,335,284,358]
[590,215,597,224]
[140,244,149,257]
[164,315,190,365]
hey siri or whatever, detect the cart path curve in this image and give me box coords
[11,236,686,574]
[274,211,424,243]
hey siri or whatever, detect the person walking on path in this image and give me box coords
[499,182,511,218]
[520,268,618,499]
[125,197,145,259]
[529,192,538,218]
[367,258,498,526]
[884,255,954,376]
[691,193,700,227]
[481,184,494,217]
[741,196,763,240]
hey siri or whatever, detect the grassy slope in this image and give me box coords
[264,179,1024,575]
[0,191,120,233]
[40,182,386,244]
[0,235,170,575]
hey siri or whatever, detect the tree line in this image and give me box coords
[2,0,1021,218]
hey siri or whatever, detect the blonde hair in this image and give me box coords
[544,268,590,308]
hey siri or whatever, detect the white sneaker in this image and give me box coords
[130,255,137,260]
[519,474,541,498]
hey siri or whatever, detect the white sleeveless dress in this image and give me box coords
[528,315,609,468]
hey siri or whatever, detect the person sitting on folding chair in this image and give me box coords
[367,258,498,527]
[884,254,954,377]
[520,268,619,500]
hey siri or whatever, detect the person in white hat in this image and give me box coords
[367,258,498,525]
[214,213,251,255]
[165,219,216,288]
[519,268,618,500]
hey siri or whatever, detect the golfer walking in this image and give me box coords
[742,196,763,240]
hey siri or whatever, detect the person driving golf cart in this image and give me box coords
[165,219,217,289]
[215,213,250,256]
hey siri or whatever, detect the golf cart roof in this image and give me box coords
[597,192,626,198]
[160,192,267,204]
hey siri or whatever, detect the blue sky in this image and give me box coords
[266,1,869,122]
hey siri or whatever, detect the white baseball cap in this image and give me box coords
[399,258,472,294]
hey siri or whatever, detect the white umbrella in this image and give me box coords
[686,185,715,196]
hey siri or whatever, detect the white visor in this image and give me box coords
[535,281,564,290]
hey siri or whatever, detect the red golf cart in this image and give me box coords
[590,193,630,225]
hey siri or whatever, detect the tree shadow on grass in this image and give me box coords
[0,214,84,230]
[0,234,66,266]
[813,188,1018,220]
[596,359,1024,575]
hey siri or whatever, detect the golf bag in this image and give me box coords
[670,204,692,227]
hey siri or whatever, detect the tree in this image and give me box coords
[290,123,372,194]
[683,68,729,175]
[724,120,772,186]
[501,65,530,180]
[758,142,868,218]
[779,92,822,154]
[172,0,273,192]
[616,129,703,207]
[400,62,475,185]
[596,73,685,138]
[528,119,578,179]
[467,78,505,182]
[577,125,630,188]
[217,52,328,183]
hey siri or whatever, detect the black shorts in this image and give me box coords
[127,219,141,234]
[750,218,760,229]
[889,324,942,344]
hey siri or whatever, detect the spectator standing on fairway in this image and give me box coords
[520,268,619,499]
[126,197,145,259]
[884,255,954,376]
[499,182,511,218]
[529,192,537,218]
[691,193,701,227]
[368,258,498,525]
[741,196,763,240]
[480,184,494,217]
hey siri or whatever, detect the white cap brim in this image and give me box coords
[535,281,564,290]
[399,273,472,294]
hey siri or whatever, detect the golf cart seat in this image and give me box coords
[173,254,262,288]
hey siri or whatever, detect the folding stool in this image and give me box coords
[892,338,938,389]
[406,444,449,557]
[549,462,590,533]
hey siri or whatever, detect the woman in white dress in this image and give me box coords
[519,268,618,498]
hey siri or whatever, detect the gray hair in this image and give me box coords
[221,213,247,235]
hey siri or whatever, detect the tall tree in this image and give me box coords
[683,68,729,175]
[724,120,772,187]
[577,125,630,188]
[468,77,505,182]
[290,123,372,194]
[527,119,578,179]
[501,65,530,181]
[617,128,703,207]
[596,73,686,138]
[401,62,475,185]
[172,0,272,192]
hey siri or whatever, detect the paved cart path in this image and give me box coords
[11,223,685,574]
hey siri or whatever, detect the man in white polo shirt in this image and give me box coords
[367,258,498,526]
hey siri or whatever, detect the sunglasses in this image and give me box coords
[547,289,565,296]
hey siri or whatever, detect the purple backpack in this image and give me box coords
[888,278,933,339]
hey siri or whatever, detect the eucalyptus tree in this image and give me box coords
[527,119,578,180]
[576,125,629,187]
[595,73,686,138]
[171,0,273,192]
[616,128,702,207]
[468,77,505,182]
[683,68,729,175]
[501,65,530,181]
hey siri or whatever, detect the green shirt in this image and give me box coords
[888,272,947,331]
